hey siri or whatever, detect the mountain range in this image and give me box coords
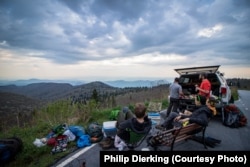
[0,78,171,104]
[0,78,171,88]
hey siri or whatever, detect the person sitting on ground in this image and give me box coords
[156,95,213,130]
[115,103,152,150]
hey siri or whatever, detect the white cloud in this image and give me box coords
[198,24,223,38]
[0,40,8,46]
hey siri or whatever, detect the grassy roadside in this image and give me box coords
[1,98,167,167]
[0,100,113,167]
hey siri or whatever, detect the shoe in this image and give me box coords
[99,137,112,146]
[118,145,124,151]
[101,138,114,149]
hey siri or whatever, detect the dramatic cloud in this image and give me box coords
[0,0,249,81]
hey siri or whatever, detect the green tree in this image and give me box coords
[111,95,116,108]
[91,89,99,103]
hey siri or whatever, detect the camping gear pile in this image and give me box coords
[33,123,103,154]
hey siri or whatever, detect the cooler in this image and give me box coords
[148,112,161,124]
[102,121,117,137]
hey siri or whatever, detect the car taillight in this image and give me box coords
[221,87,227,95]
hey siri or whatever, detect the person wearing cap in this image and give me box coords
[166,77,184,117]
[195,73,211,99]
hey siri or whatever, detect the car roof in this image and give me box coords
[174,65,220,75]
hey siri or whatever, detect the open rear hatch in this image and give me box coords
[174,65,220,75]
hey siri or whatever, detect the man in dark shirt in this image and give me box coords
[157,95,212,130]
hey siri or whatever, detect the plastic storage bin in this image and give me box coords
[103,121,117,137]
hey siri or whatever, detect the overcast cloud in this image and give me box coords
[0,0,249,81]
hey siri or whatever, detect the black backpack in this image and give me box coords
[0,137,23,165]
[86,122,103,143]
[223,104,247,128]
[223,110,240,128]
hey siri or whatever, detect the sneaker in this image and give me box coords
[118,145,124,151]
[99,137,112,146]
[101,138,114,149]
[141,147,150,151]
[123,107,129,114]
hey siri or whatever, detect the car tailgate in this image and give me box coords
[174,65,220,75]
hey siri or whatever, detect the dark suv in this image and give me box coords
[171,65,232,112]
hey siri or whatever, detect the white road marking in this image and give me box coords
[55,144,96,167]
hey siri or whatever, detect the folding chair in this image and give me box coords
[124,128,151,151]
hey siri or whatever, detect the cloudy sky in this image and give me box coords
[0,0,249,82]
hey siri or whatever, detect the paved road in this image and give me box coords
[52,90,250,167]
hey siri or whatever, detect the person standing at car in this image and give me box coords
[195,72,211,99]
[166,77,184,117]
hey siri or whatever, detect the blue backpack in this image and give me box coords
[77,135,91,148]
